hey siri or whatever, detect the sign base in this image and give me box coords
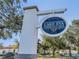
[15,54,37,59]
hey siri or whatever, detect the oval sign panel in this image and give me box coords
[41,15,68,37]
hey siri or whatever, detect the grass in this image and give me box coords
[65,57,72,59]
[38,55,60,59]
[38,57,79,59]
[38,55,79,59]
[38,57,60,59]
[66,57,79,59]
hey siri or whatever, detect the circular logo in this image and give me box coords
[41,15,68,37]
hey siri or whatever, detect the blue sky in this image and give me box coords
[0,0,79,46]
[0,33,20,47]
[24,0,79,21]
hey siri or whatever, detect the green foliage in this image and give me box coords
[38,20,79,56]
[0,0,26,39]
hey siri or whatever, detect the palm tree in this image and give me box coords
[63,20,79,56]
[0,0,27,39]
[41,35,67,56]
[0,43,3,49]
[72,20,79,54]
[37,39,42,54]
[41,37,51,55]
[62,27,75,56]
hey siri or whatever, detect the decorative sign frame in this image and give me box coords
[41,15,68,37]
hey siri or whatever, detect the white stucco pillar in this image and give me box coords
[15,6,38,59]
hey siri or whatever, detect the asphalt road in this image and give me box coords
[0,57,2,59]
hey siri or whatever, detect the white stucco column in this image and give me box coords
[15,6,38,59]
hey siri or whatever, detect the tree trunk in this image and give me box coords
[13,49,16,53]
[53,48,56,57]
[69,47,72,56]
[43,49,46,55]
[78,47,79,54]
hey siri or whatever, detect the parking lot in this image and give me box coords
[0,57,2,59]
